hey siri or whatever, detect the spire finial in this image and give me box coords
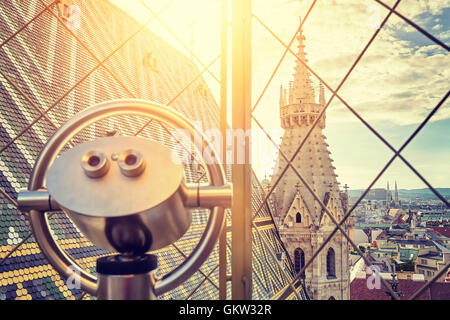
[295,182,301,193]
[292,16,314,105]
[280,85,284,108]
[394,180,399,207]
[319,82,325,106]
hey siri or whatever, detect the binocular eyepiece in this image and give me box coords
[81,149,147,179]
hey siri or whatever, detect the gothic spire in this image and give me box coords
[319,82,325,106]
[279,85,286,108]
[395,181,399,206]
[293,17,315,104]
[386,181,391,208]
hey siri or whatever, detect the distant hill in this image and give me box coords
[348,188,450,201]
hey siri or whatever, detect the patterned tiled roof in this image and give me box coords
[350,278,450,300]
[432,228,450,239]
[0,0,306,300]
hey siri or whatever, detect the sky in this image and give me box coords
[109,0,449,190]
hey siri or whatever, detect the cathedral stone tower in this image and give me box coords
[270,20,350,300]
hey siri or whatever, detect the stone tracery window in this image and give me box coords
[294,248,305,279]
[326,248,336,278]
[296,212,301,223]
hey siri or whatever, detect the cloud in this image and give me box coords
[250,0,450,188]
[252,0,449,127]
[439,30,450,40]
[111,0,448,129]
[396,0,450,18]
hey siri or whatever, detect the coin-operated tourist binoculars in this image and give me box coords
[16,100,232,300]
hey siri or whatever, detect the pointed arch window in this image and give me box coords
[296,212,301,223]
[57,0,81,30]
[196,84,209,99]
[294,248,305,279]
[326,248,336,278]
[143,52,158,72]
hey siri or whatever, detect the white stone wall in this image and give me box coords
[282,230,350,300]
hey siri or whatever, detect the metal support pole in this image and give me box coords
[219,0,229,300]
[231,0,252,300]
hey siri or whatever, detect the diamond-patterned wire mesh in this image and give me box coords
[0,0,221,300]
[250,0,449,300]
[0,0,448,300]
[0,0,301,300]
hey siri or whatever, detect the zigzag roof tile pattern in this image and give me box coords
[0,0,306,300]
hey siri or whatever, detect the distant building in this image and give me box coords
[429,228,450,249]
[416,250,450,283]
[387,182,392,209]
[394,181,399,207]
[360,182,400,208]
[361,188,386,201]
